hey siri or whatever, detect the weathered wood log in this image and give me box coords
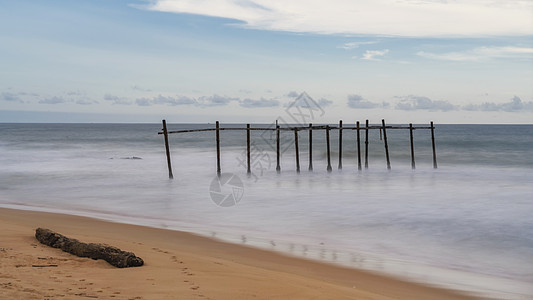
[35,228,144,268]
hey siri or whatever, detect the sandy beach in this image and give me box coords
[0,207,481,299]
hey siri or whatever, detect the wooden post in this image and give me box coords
[409,123,415,170]
[364,119,369,169]
[308,123,313,171]
[276,124,281,173]
[382,119,391,170]
[326,125,332,172]
[162,120,174,179]
[216,121,221,176]
[338,120,343,170]
[431,121,437,169]
[356,121,362,171]
[294,129,300,173]
[247,123,251,175]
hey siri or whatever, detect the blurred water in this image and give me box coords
[1,123,532,299]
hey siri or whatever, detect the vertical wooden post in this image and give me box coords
[326,125,332,172]
[364,119,369,169]
[338,120,343,170]
[276,124,281,173]
[308,123,313,171]
[356,121,362,171]
[382,119,391,170]
[162,120,174,179]
[247,123,251,175]
[409,123,415,170]
[431,121,437,169]
[294,129,300,173]
[216,121,221,176]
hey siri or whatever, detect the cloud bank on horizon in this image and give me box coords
[6,89,531,114]
[144,0,533,37]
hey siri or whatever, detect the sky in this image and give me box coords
[1,0,532,124]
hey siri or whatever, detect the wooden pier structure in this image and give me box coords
[158,120,437,179]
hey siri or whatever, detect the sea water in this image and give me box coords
[1,123,532,299]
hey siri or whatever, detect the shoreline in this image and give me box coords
[0,207,482,299]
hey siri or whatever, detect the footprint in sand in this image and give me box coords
[152,247,171,254]
[289,243,295,252]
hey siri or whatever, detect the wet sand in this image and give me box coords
[0,207,481,299]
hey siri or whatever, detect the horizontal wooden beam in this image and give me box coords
[159,125,433,135]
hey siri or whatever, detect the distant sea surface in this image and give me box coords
[1,123,532,299]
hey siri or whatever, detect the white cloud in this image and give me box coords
[347,94,378,109]
[463,96,533,112]
[135,98,152,106]
[153,95,197,105]
[286,91,299,98]
[76,98,98,105]
[395,95,456,111]
[1,92,22,102]
[144,0,533,37]
[104,94,131,105]
[361,49,389,61]
[197,94,239,106]
[131,85,152,92]
[135,95,199,106]
[39,96,67,104]
[338,41,377,50]
[240,98,279,108]
[317,98,333,107]
[417,46,533,61]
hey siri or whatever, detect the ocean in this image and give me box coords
[1,122,532,299]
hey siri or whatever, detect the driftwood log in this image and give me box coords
[35,228,144,268]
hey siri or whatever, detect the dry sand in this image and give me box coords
[0,207,481,299]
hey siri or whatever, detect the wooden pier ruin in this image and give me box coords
[158,120,437,179]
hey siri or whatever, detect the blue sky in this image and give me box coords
[1,0,532,123]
